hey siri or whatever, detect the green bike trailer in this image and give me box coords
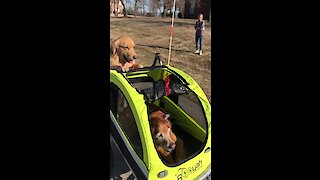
[110,57,211,180]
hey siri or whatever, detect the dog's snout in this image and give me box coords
[169,142,176,150]
[133,55,137,59]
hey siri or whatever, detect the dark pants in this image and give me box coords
[195,35,203,50]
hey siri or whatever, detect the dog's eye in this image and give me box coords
[163,113,170,119]
[156,133,163,139]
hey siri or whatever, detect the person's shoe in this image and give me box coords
[194,50,199,54]
[199,50,202,56]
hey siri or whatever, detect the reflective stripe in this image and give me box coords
[110,111,149,178]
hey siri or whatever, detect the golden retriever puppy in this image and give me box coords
[150,109,184,164]
[110,35,144,72]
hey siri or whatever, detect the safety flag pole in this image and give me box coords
[167,0,176,66]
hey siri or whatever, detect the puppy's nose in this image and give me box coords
[133,55,137,59]
[169,142,176,150]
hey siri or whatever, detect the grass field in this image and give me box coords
[110,15,211,102]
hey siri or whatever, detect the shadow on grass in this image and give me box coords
[110,15,133,18]
[136,19,195,27]
[111,17,195,27]
[136,43,194,53]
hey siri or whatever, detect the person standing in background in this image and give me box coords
[194,14,205,56]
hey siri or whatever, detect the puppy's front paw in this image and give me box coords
[122,62,133,72]
[157,146,171,157]
[121,67,129,72]
[131,63,144,69]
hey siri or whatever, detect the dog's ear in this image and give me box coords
[151,126,156,135]
[111,38,120,55]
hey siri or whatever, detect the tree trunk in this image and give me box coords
[115,0,118,16]
[134,0,138,17]
[156,3,162,17]
[119,0,127,17]
[162,5,166,18]
[142,0,145,15]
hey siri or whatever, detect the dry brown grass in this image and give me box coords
[110,16,211,102]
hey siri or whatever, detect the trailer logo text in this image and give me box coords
[175,160,203,180]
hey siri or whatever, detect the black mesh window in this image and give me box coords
[177,91,207,131]
[110,83,143,159]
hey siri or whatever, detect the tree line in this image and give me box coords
[111,0,186,18]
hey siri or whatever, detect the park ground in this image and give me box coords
[110,15,212,103]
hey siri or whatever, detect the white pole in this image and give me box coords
[167,0,176,66]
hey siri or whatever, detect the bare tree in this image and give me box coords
[141,0,145,15]
[149,0,166,17]
[148,0,160,16]
[155,0,162,16]
[114,0,119,16]
[175,0,185,18]
[145,0,186,18]
[149,0,155,15]
[119,0,128,17]
[134,0,141,17]
[162,0,174,18]
[148,0,175,17]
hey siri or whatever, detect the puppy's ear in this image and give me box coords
[111,39,120,55]
[151,127,156,135]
